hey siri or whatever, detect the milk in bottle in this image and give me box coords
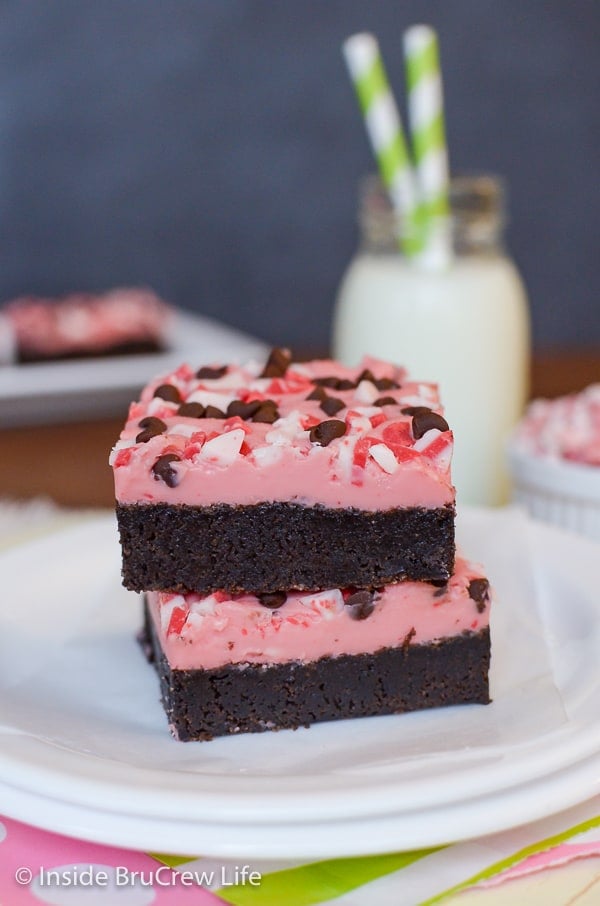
[333,176,530,505]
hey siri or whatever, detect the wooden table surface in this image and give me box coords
[2,349,599,508]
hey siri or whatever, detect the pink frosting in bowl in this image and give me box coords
[513,385,600,467]
[508,385,600,541]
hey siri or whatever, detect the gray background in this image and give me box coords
[0,0,598,350]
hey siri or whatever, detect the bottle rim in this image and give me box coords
[359,172,507,255]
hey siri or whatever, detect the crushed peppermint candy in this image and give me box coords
[513,385,600,466]
[110,351,454,504]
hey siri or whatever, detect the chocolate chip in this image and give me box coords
[260,347,291,378]
[468,578,490,613]
[227,399,262,420]
[204,405,226,419]
[306,386,328,402]
[374,377,400,390]
[356,370,399,390]
[401,406,432,417]
[402,406,450,439]
[135,416,166,443]
[136,430,160,443]
[433,584,448,598]
[311,376,356,390]
[356,368,377,385]
[151,453,181,488]
[177,402,206,418]
[309,419,346,446]
[153,383,182,403]
[258,591,287,609]
[252,400,280,424]
[138,416,166,430]
[320,396,345,417]
[196,365,227,379]
[345,589,375,621]
[312,375,342,389]
[374,396,397,407]
[412,410,450,439]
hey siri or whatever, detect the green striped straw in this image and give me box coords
[343,32,423,258]
[403,25,453,268]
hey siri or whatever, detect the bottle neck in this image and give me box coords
[359,174,507,258]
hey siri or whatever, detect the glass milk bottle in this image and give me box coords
[333,175,530,506]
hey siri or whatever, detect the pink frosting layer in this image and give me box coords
[148,556,489,670]
[4,288,172,357]
[514,384,600,466]
[112,355,454,510]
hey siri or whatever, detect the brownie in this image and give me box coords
[117,501,456,594]
[140,600,490,741]
[4,288,171,364]
[18,338,164,364]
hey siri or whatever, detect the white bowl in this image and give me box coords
[508,442,600,542]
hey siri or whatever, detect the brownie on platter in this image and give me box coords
[140,557,491,741]
[112,349,456,594]
[1,287,172,364]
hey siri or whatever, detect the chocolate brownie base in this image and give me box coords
[18,339,165,364]
[140,603,490,741]
[117,501,455,594]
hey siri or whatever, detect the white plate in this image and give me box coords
[0,310,267,426]
[0,509,598,857]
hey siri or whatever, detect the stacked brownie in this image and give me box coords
[111,348,491,741]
